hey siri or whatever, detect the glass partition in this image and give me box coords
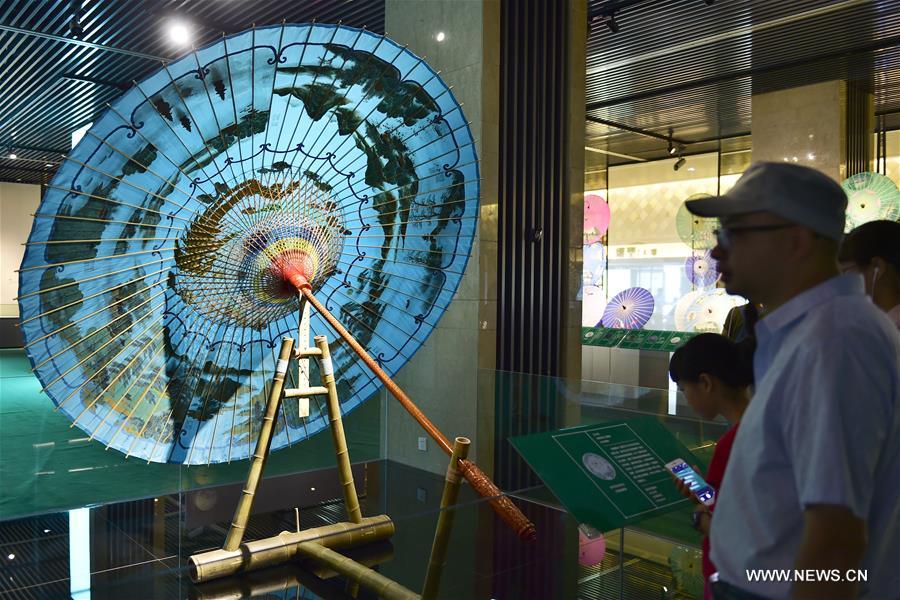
[3,365,732,599]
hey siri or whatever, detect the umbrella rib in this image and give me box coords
[84,338,168,437]
[47,311,165,403]
[17,244,173,275]
[105,363,166,451]
[30,293,167,370]
[26,237,181,245]
[17,260,170,301]
[19,268,170,328]
[41,182,194,224]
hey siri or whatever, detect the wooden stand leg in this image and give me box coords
[315,335,363,525]
[223,337,295,551]
[421,436,471,600]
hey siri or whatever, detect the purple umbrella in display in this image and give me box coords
[600,287,655,329]
[684,250,719,288]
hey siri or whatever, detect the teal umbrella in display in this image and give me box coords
[675,194,718,250]
[17,24,479,465]
[841,171,900,231]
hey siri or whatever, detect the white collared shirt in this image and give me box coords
[710,274,900,598]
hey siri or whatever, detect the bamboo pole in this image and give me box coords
[190,514,395,583]
[223,336,295,551]
[295,542,420,600]
[315,334,363,525]
[421,436,470,600]
[281,272,536,541]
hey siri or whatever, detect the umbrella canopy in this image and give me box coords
[840,171,900,231]
[18,23,478,464]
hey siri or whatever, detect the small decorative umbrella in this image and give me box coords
[840,172,900,231]
[583,242,606,287]
[684,250,719,288]
[17,23,479,466]
[675,194,718,249]
[674,289,744,333]
[601,287,654,329]
[583,193,610,244]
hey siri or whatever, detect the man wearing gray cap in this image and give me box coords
[685,162,900,599]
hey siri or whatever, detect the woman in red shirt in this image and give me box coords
[668,333,753,600]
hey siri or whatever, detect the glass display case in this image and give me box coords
[1,363,729,599]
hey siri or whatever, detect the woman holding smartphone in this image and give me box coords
[668,333,754,600]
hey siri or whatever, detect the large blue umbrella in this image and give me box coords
[18,24,478,465]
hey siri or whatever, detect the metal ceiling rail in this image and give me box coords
[586,0,873,75]
[587,32,900,111]
[0,23,167,61]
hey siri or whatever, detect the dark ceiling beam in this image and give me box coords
[589,0,655,19]
[0,23,166,61]
[60,73,130,90]
[0,165,54,174]
[4,143,68,155]
[587,33,900,112]
[586,115,691,145]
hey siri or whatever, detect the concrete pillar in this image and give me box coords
[384,0,501,475]
[751,80,874,182]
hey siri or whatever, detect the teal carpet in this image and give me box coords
[0,348,381,520]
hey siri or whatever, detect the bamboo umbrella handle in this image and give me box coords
[284,270,536,541]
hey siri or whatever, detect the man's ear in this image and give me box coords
[698,372,713,393]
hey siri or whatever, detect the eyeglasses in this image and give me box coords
[713,224,796,250]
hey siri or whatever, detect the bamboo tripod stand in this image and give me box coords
[190,280,535,597]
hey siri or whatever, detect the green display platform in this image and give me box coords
[0,349,380,520]
[581,326,698,351]
[511,417,703,532]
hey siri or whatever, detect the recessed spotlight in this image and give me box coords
[807,153,816,161]
[168,22,191,46]
[435,31,446,42]
[310,486,316,491]
[6,554,14,560]
[8,153,17,160]
[687,167,695,172]
[45,163,54,168]
[792,156,799,162]
[43,529,51,533]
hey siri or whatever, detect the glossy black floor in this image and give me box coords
[0,460,681,599]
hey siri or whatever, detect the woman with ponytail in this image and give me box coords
[668,333,754,600]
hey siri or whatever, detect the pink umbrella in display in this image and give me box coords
[684,250,719,288]
[584,194,611,245]
[601,287,655,329]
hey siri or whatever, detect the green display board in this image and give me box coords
[581,326,697,352]
[510,417,703,532]
[581,326,628,347]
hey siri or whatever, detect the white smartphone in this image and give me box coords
[665,458,716,506]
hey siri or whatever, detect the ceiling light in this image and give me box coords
[6,554,13,560]
[673,156,686,171]
[8,153,17,160]
[687,167,695,172]
[169,22,191,46]
[46,163,54,168]
[435,31,446,42]
[43,529,51,533]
